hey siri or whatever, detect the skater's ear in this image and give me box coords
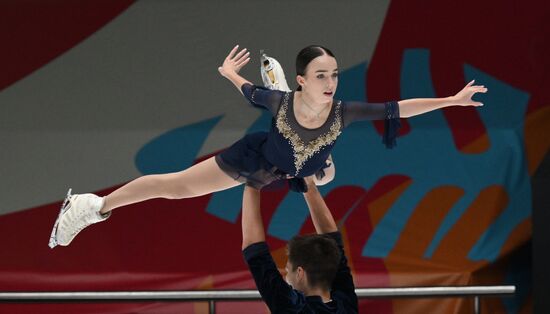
[296,75,305,91]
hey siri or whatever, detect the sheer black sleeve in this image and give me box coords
[241,83,285,116]
[326,232,358,312]
[342,100,401,149]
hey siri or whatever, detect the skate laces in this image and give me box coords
[64,194,107,237]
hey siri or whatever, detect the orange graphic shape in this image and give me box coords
[431,186,508,270]
[461,132,490,154]
[369,179,413,227]
[387,186,465,263]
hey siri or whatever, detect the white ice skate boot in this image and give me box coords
[260,51,291,92]
[48,189,110,248]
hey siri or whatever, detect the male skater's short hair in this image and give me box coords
[287,234,341,290]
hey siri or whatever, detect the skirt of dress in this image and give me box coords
[215,131,289,190]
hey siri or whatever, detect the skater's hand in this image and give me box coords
[218,45,250,78]
[449,80,488,107]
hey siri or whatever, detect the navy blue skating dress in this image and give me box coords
[215,83,400,191]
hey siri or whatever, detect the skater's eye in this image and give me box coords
[331,73,338,78]
[316,74,325,79]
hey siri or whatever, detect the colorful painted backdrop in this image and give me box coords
[1,0,547,313]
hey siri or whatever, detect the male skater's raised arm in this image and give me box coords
[303,177,358,312]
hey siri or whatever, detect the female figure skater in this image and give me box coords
[49,44,487,248]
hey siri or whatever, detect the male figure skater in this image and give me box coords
[241,177,358,313]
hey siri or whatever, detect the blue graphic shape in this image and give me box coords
[357,49,531,261]
[135,116,222,175]
[466,63,531,261]
[425,65,531,261]
[247,109,274,133]
[267,192,311,240]
[335,62,368,101]
[205,109,272,222]
[205,184,244,222]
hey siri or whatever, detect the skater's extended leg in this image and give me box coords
[50,156,241,248]
[101,156,240,213]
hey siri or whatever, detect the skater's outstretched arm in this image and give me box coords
[343,80,487,148]
[218,45,252,95]
[218,45,283,115]
[343,80,488,124]
[397,80,487,118]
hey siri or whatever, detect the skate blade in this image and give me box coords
[48,188,72,249]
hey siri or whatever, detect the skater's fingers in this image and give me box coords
[233,48,248,61]
[468,86,488,94]
[235,52,250,65]
[235,57,250,68]
[226,45,239,60]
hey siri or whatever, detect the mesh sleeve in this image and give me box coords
[342,100,401,149]
[241,83,284,116]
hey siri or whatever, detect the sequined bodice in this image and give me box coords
[270,92,342,176]
[241,83,401,177]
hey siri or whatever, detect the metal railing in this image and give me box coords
[0,285,515,314]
